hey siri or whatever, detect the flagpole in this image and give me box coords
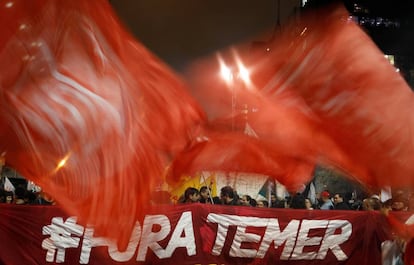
[201,172,215,205]
[268,182,271,208]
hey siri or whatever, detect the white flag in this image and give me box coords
[27,180,42,192]
[380,186,392,203]
[4,177,15,192]
[308,181,317,205]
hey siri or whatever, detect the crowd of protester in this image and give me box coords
[2,177,412,264]
[170,185,413,264]
[0,162,54,205]
[0,185,56,205]
[171,184,414,214]
[3,175,414,214]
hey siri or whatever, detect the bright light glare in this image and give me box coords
[384,54,395,65]
[56,154,70,170]
[57,158,67,169]
[220,64,233,83]
[238,64,250,83]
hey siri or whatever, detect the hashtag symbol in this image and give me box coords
[42,217,84,263]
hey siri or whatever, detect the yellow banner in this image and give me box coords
[169,172,217,203]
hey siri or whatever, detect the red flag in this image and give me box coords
[248,4,414,189]
[2,0,414,254]
[176,4,414,252]
[179,3,414,189]
[0,0,203,247]
[167,129,315,192]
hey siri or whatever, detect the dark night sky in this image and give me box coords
[110,0,300,71]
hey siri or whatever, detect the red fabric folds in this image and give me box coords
[171,4,414,256]
[0,0,203,247]
[248,5,414,189]
[167,129,315,192]
[2,0,414,254]
[176,4,414,190]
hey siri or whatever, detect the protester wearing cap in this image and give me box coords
[319,190,334,210]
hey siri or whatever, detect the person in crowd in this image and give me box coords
[14,186,27,205]
[26,190,39,205]
[305,198,314,210]
[4,190,14,204]
[0,188,6,203]
[28,191,43,205]
[220,186,239,205]
[362,197,381,211]
[284,196,292,208]
[250,198,257,207]
[210,196,222,205]
[319,190,334,210]
[272,193,287,208]
[240,194,252,206]
[289,193,307,209]
[382,199,393,211]
[344,191,354,206]
[269,193,281,208]
[391,195,408,211]
[256,200,269,208]
[199,186,211,203]
[333,193,351,210]
[182,187,200,203]
[362,195,382,210]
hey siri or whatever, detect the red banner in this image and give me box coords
[0,204,408,265]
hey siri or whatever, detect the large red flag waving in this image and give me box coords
[172,3,414,191]
[0,0,204,247]
[249,4,414,189]
[2,0,414,254]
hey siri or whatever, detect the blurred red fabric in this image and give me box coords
[176,3,414,190]
[2,0,414,254]
[0,0,204,247]
[249,5,414,189]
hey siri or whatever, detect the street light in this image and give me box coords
[218,53,251,131]
[220,63,233,83]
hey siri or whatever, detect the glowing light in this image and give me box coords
[300,27,308,36]
[238,64,250,84]
[384,54,395,65]
[217,51,253,90]
[56,154,70,170]
[220,64,233,83]
[5,2,13,8]
[19,24,27,31]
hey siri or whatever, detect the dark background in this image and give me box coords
[110,0,414,86]
[110,0,300,71]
